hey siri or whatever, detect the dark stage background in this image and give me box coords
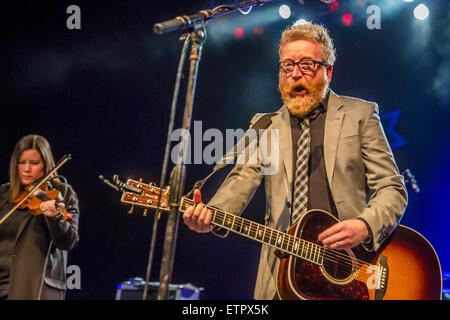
[1,1,449,299]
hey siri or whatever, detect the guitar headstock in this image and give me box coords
[99,174,171,216]
[120,178,171,213]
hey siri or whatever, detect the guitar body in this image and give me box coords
[277,210,442,300]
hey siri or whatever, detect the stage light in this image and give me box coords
[403,0,414,2]
[414,4,429,20]
[234,27,245,39]
[279,5,291,19]
[341,13,353,26]
[208,5,283,44]
[328,1,339,12]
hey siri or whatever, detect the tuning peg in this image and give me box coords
[163,185,171,195]
[128,196,138,214]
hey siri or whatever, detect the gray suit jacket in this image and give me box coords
[208,90,408,300]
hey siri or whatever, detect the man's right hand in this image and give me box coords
[182,189,214,233]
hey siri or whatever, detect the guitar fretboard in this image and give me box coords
[180,197,324,265]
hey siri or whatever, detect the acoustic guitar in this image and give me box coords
[103,176,443,300]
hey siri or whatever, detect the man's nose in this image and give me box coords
[291,64,303,80]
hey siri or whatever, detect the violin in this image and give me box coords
[13,182,73,222]
[0,154,72,226]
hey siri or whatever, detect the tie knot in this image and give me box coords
[296,105,324,128]
[308,107,322,120]
[299,117,310,129]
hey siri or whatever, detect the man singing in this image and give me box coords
[183,21,407,300]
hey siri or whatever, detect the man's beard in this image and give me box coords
[279,76,328,117]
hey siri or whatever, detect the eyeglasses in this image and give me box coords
[278,59,327,74]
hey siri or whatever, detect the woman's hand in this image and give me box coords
[40,200,64,218]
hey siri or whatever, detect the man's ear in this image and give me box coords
[326,64,333,82]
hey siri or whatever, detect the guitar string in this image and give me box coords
[281,234,375,282]
[280,229,372,275]
[181,198,372,271]
[142,194,376,284]
[208,206,377,284]
[181,198,371,271]
[127,191,377,285]
[181,198,377,276]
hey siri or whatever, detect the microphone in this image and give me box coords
[153,0,273,35]
[154,10,213,35]
[402,169,420,193]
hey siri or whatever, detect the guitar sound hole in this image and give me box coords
[321,249,355,282]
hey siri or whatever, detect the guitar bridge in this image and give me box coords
[374,255,389,300]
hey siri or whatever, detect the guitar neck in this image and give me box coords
[115,177,325,266]
[179,197,325,266]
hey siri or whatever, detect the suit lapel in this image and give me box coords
[272,106,293,201]
[324,90,344,186]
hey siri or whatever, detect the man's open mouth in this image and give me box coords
[293,85,307,96]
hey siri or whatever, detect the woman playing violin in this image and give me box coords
[0,135,80,300]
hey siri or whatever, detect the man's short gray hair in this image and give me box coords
[279,20,336,65]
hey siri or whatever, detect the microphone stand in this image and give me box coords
[156,21,206,300]
[141,33,191,300]
[150,0,273,300]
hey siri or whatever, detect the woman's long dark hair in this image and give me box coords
[8,135,57,203]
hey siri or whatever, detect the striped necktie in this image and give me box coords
[292,117,310,224]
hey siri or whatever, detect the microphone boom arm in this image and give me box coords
[153,0,272,35]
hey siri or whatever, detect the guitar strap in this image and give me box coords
[251,112,277,142]
[185,112,277,197]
